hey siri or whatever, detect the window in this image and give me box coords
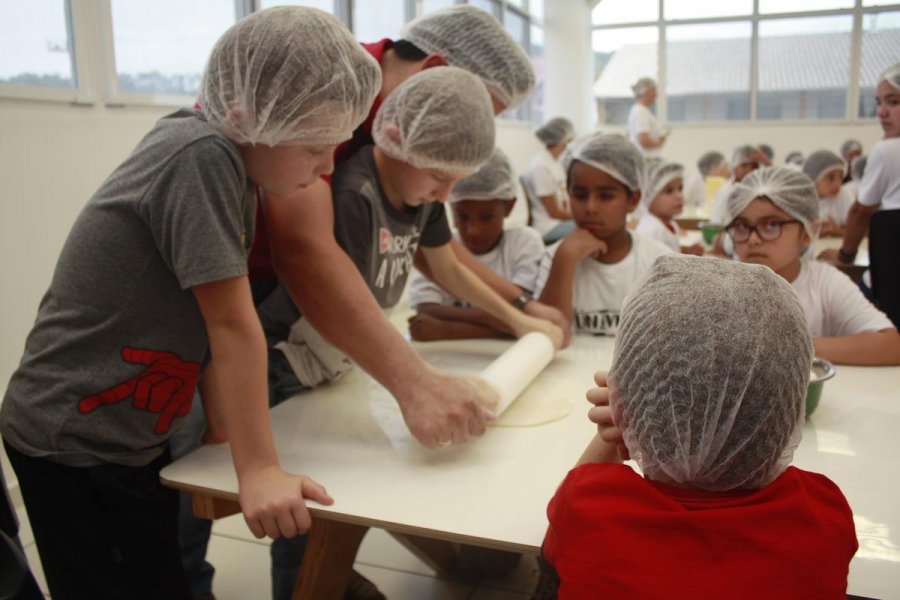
[757,15,852,120]
[260,0,334,11]
[0,0,75,90]
[664,0,751,20]
[529,23,545,125]
[470,0,500,19]
[593,26,658,125]
[592,0,658,26]
[110,0,236,97]
[666,22,751,122]
[352,0,406,41]
[859,10,900,117]
[759,0,854,13]
[421,0,456,12]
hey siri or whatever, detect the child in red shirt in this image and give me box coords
[541,255,857,599]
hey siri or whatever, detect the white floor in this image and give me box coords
[14,499,540,599]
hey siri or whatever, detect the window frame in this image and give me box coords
[591,0,900,125]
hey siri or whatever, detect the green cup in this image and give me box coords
[699,222,722,245]
[806,357,836,418]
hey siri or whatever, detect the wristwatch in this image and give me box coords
[837,248,857,264]
[512,291,533,310]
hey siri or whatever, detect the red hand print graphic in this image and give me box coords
[79,347,201,434]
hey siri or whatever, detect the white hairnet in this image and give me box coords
[785,151,804,167]
[850,155,868,182]
[730,144,758,169]
[803,150,845,183]
[631,77,656,98]
[840,139,862,157]
[726,166,819,243]
[697,151,725,177]
[199,7,381,147]
[562,133,645,192]
[881,62,900,91]
[644,160,684,207]
[450,147,516,203]
[535,117,575,147]
[610,255,811,491]
[372,67,495,174]
[400,5,535,110]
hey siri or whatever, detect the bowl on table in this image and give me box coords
[699,222,722,245]
[806,357,836,417]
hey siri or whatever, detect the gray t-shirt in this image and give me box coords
[0,108,255,467]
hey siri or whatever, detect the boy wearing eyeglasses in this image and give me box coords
[725,166,900,366]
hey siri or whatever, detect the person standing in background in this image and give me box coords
[627,77,667,157]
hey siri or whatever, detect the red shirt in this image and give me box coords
[543,463,857,599]
[247,39,392,281]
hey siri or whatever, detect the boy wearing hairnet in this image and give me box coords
[636,159,704,255]
[803,150,854,237]
[0,8,382,598]
[534,133,673,336]
[725,166,900,365]
[541,255,857,598]
[523,117,576,243]
[407,148,545,341]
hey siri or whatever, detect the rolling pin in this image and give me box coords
[479,332,556,415]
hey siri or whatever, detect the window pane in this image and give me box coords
[531,0,544,21]
[592,0,657,26]
[111,0,234,96]
[759,0,853,13]
[666,22,751,122]
[0,0,74,89]
[507,0,525,8]
[592,26,658,125]
[260,0,334,12]
[758,16,852,120]
[421,0,456,14]
[530,24,545,125]
[859,11,900,117]
[664,0,751,20]
[352,0,405,41]
[864,0,900,5]
[504,9,528,46]
[470,0,500,19]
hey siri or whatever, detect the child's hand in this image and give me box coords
[510,313,565,350]
[407,313,450,341]
[560,228,608,261]
[522,301,572,348]
[681,243,705,256]
[586,370,630,461]
[238,465,333,539]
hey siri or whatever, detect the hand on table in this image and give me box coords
[407,312,451,341]
[586,370,629,461]
[509,312,565,351]
[238,465,333,539]
[522,300,572,348]
[397,365,499,448]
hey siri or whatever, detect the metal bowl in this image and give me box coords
[806,357,836,417]
[699,222,722,245]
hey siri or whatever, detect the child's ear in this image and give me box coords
[503,198,516,217]
[382,124,403,147]
[421,54,448,70]
[626,190,642,213]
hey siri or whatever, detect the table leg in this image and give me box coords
[388,532,458,578]
[292,519,369,600]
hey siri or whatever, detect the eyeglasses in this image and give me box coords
[725,219,800,243]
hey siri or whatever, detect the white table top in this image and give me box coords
[161,336,900,599]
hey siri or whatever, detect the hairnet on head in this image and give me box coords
[373,67,495,174]
[785,151,804,167]
[562,133,645,192]
[758,143,774,160]
[726,166,819,242]
[610,255,811,491]
[803,150,845,183]
[400,5,535,110]
[850,155,868,182]
[840,139,862,157]
[881,62,900,91]
[450,148,516,203]
[631,77,656,98]
[199,7,380,147]
[697,151,725,177]
[644,160,684,206]
[535,117,575,148]
[730,144,758,169]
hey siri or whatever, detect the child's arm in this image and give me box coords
[416,302,513,334]
[420,244,563,349]
[581,370,628,466]
[538,229,608,325]
[408,311,509,342]
[193,275,333,538]
[414,239,571,344]
[814,329,900,366]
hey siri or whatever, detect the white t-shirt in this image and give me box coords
[683,170,706,209]
[627,103,662,158]
[409,226,544,308]
[636,212,681,253]
[534,232,673,336]
[858,137,900,210]
[524,148,568,235]
[792,260,893,337]
[819,185,854,227]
